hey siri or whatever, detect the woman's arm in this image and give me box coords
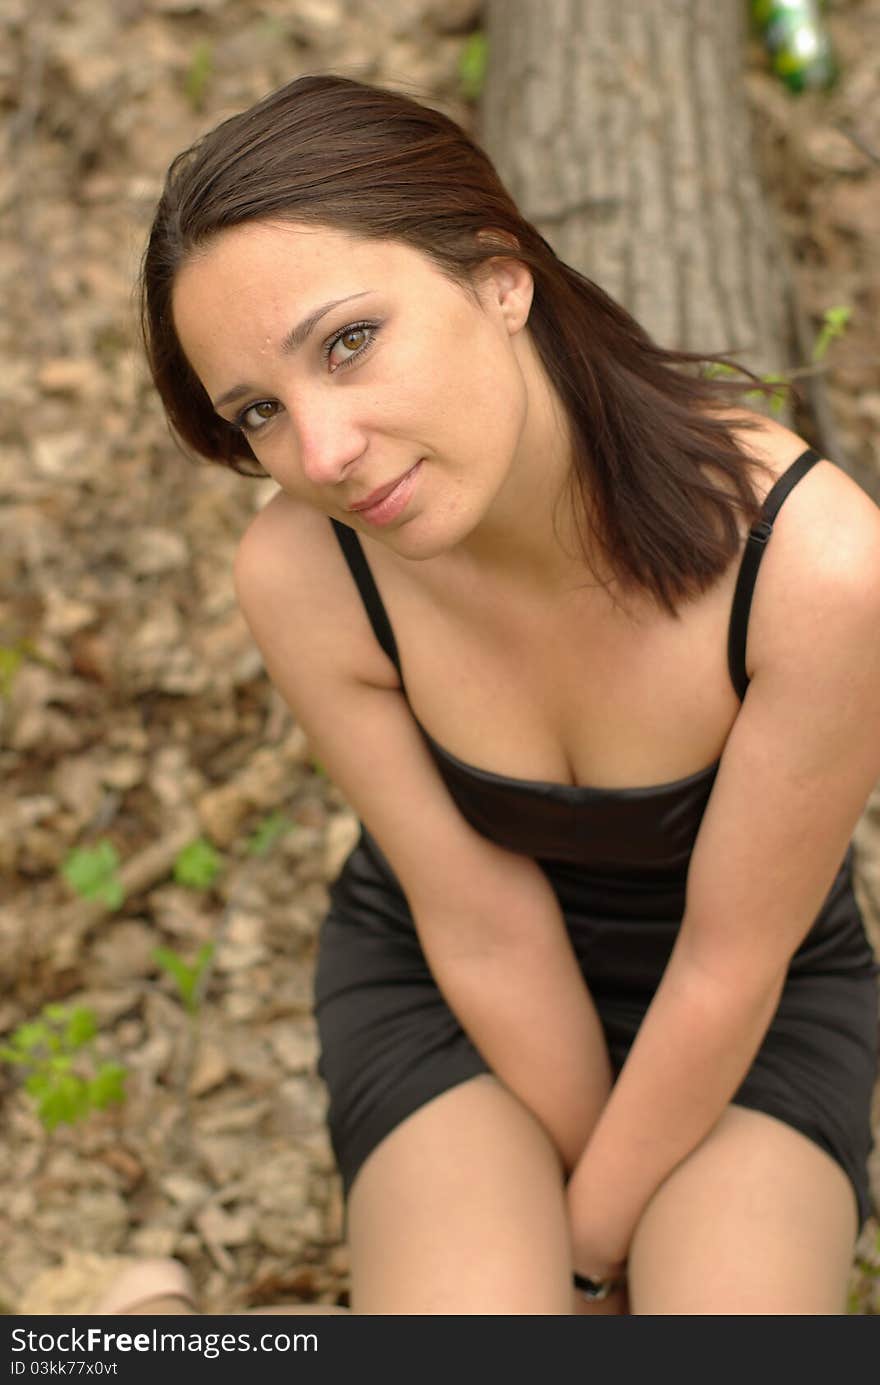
[234,498,611,1173]
[566,475,880,1277]
[417,875,613,1174]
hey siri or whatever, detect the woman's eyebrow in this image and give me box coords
[280,291,374,354]
[211,290,374,411]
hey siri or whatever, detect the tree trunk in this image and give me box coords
[481,0,793,384]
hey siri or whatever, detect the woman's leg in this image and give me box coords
[627,1105,859,1314]
[347,1072,601,1314]
[92,1260,199,1315]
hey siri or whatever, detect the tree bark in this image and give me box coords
[481,0,793,384]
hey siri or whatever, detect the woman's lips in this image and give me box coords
[346,460,423,527]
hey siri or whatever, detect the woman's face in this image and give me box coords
[171,220,539,558]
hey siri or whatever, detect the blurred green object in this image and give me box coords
[458,32,488,102]
[751,1,837,92]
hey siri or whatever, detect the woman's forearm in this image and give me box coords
[566,952,785,1269]
[426,926,613,1174]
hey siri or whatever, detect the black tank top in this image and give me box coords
[330,447,821,873]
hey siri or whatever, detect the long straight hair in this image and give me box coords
[141,73,787,614]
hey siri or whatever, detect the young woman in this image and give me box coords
[141,73,880,1314]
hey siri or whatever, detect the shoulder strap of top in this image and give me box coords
[329,518,404,681]
[332,449,823,708]
[727,446,822,701]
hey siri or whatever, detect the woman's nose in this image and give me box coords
[295,399,367,488]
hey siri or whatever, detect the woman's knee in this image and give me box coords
[627,1106,858,1314]
[346,1074,574,1313]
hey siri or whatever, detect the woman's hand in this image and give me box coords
[567,1176,629,1299]
[569,1221,629,1314]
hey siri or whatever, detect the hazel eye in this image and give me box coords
[237,399,280,434]
[324,320,380,371]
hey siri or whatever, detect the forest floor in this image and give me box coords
[1,0,879,1315]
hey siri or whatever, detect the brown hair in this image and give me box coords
[141,72,788,614]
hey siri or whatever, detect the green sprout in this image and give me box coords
[62,842,125,910]
[0,1004,126,1131]
[702,362,739,379]
[152,943,216,1014]
[702,362,787,416]
[173,838,222,890]
[703,303,852,414]
[744,373,789,416]
[184,41,213,112]
[811,305,852,363]
[245,811,294,856]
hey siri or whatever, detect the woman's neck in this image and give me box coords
[455,338,602,597]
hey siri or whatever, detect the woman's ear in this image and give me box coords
[474,229,533,334]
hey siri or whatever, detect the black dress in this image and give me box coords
[314,447,879,1227]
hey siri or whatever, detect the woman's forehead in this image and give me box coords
[181,220,428,288]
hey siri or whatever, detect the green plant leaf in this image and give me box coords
[152,942,215,1013]
[36,1073,90,1130]
[62,1007,98,1051]
[4,1020,51,1058]
[46,1054,74,1076]
[152,945,194,998]
[812,305,853,362]
[194,941,215,971]
[173,838,222,890]
[88,1062,127,1109]
[4,1001,128,1130]
[245,811,293,856]
[97,876,125,908]
[745,373,789,416]
[62,841,124,908]
[184,41,213,112]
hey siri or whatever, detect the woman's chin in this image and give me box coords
[364,506,476,562]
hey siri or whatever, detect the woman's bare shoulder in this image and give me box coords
[233,488,400,690]
[744,451,880,679]
[237,486,322,561]
[713,409,880,678]
[728,408,879,549]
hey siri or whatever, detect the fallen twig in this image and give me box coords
[835,122,880,168]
